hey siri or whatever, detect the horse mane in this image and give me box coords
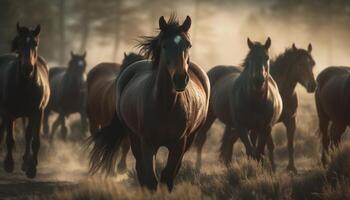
[137,14,190,69]
[120,52,145,73]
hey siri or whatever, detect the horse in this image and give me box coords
[0,23,50,178]
[267,43,316,173]
[315,66,350,165]
[194,38,283,171]
[88,15,210,191]
[86,52,144,173]
[43,51,88,142]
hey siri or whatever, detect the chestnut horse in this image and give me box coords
[0,23,50,178]
[316,66,350,165]
[88,15,210,191]
[43,51,88,142]
[86,52,144,173]
[194,38,282,171]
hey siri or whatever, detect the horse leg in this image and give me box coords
[266,133,276,172]
[238,128,255,158]
[21,119,33,172]
[140,140,157,191]
[26,110,42,178]
[283,117,297,173]
[256,126,271,163]
[330,122,346,148]
[80,110,88,138]
[60,115,68,141]
[117,138,130,174]
[129,134,146,186]
[4,119,14,173]
[50,114,62,143]
[160,138,186,191]
[219,126,239,167]
[316,92,330,166]
[43,109,50,139]
[193,113,215,171]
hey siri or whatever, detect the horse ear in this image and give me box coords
[159,16,167,31]
[247,38,254,49]
[82,51,87,58]
[264,37,271,49]
[33,25,41,37]
[308,43,312,53]
[124,52,127,58]
[292,43,297,50]
[181,16,192,32]
[71,51,75,57]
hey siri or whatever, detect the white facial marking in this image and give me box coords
[78,60,84,67]
[174,35,182,45]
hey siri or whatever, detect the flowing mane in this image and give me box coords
[137,14,190,69]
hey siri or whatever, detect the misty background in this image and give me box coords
[1,0,350,73]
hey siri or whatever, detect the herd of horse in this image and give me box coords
[0,15,349,191]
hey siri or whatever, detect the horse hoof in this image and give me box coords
[286,165,298,174]
[26,166,37,178]
[4,157,14,173]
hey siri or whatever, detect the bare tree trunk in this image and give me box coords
[58,0,66,64]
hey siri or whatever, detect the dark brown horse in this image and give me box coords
[194,38,282,171]
[86,52,144,173]
[267,43,316,173]
[43,51,88,142]
[88,15,210,191]
[0,23,50,178]
[315,66,350,165]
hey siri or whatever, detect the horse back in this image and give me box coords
[87,63,121,127]
[207,65,242,125]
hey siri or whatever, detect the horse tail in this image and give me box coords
[88,113,127,175]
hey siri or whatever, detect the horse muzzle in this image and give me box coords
[173,72,189,92]
[306,81,317,93]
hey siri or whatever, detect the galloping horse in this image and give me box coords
[86,52,144,173]
[194,38,282,171]
[0,23,50,178]
[89,15,210,191]
[315,66,350,165]
[43,51,88,141]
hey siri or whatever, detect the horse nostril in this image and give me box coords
[173,73,189,91]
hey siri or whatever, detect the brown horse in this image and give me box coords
[268,43,316,173]
[86,52,144,173]
[0,23,50,178]
[88,15,210,191]
[315,66,350,165]
[194,38,283,171]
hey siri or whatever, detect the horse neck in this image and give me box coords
[239,68,268,104]
[153,64,178,110]
[270,58,298,96]
[64,67,86,88]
